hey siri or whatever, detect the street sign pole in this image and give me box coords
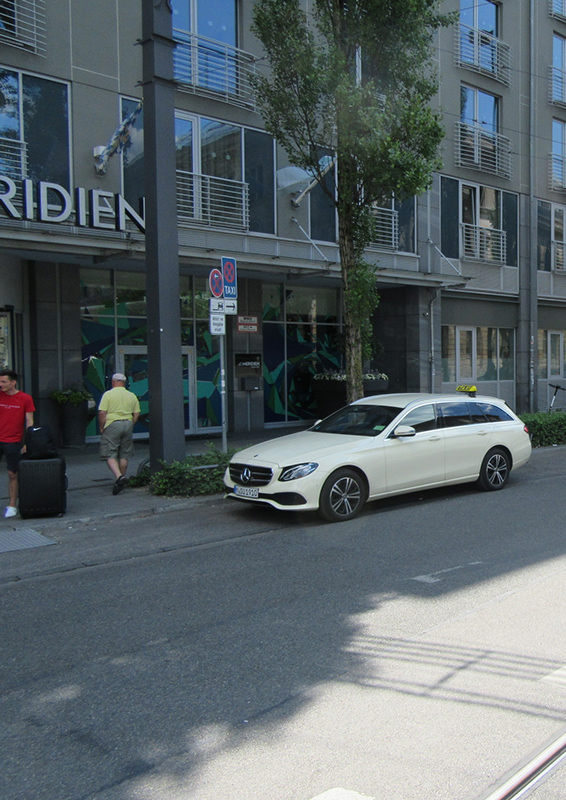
[220,335,227,452]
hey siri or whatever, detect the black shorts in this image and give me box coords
[0,442,23,473]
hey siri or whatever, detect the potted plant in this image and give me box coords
[312,371,389,417]
[51,387,93,447]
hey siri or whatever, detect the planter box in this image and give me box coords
[59,401,88,447]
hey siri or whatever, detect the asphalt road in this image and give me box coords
[2,447,566,800]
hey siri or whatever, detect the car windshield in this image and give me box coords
[312,404,401,436]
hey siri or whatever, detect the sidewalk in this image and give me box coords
[0,432,273,535]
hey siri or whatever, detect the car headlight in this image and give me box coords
[279,462,319,481]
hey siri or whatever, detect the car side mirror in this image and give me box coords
[391,424,416,438]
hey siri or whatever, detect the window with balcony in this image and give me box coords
[440,176,517,265]
[171,0,255,107]
[551,0,566,23]
[551,35,566,107]
[551,119,566,190]
[368,196,416,252]
[0,0,45,55]
[457,0,509,85]
[537,200,566,270]
[461,183,506,262]
[456,85,511,177]
[0,69,69,186]
[123,106,275,234]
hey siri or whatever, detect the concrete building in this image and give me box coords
[0,0,564,443]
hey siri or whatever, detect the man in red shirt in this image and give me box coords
[0,369,35,518]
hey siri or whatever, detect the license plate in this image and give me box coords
[234,485,259,498]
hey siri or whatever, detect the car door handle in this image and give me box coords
[476,430,489,436]
[428,435,442,441]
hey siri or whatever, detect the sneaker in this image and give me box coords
[4,506,17,518]
[112,476,128,495]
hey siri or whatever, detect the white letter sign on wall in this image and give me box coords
[0,175,146,233]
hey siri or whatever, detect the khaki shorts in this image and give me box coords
[100,420,135,461]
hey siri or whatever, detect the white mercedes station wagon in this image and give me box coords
[224,390,532,523]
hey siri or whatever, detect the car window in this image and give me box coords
[477,402,513,422]
[398,404,436,432]
[437,402,472,428]
[468,401,488,423]
[312,404,400,436]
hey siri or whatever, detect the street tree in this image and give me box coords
[252,0,454,401]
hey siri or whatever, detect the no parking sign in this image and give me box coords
[222,256,237,299]
[209,268,224,298]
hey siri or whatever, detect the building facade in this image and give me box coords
[0,0,564,442]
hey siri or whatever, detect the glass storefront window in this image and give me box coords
[441,326,456,382]
[477,326,497,381]
[499,328,514,379]
[550,332,561,377]
[79,269,114,316]
[458,329,474,380]
[285,285,338,323]
[262,284,284,321]
[194,276,210,319]
[180,275,192,318]
[117,317,147,346]
[116,272,146,316]
[538,330,547,378]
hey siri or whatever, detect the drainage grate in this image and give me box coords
[0,528,56,553]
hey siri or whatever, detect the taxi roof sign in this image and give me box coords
[456,384,477,396]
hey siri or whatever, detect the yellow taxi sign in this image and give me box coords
[456,384,477,396]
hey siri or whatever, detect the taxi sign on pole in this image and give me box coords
[209,268,224,298]
[222,256,237,299]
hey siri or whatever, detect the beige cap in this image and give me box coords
[112,373,127,382]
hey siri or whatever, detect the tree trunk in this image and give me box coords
[338,211,364,404]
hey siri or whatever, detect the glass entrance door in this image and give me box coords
[116,346,196,436]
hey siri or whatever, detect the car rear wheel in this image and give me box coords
[478,447,510,491]
[318,468,367,522]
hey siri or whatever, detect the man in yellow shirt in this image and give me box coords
[98,373,141,495]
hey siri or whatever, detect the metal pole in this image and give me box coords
[220,334,228,452]
[141,0,186,469]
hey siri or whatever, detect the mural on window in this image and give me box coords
[262,284,342,424]
[79,270,222,434]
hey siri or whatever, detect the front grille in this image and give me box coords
[230,462,273,486]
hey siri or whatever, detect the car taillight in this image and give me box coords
[523,425,529,434]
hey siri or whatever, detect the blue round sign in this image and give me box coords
[209,268,224,298]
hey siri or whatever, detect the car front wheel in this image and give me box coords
[478,447,510,491]
[318,468,367,522]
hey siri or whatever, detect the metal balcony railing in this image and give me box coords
[176,170,249,230]
[554,241,566,270]
[460,223,506,263]
[173,32,257,108]
[369,206,399,250]
[550,66,566,107]
[455,122,512,179]
[0,136,27,180]
[0,0,45,56]
[550,154,566,192]
[550,0,566,22]
[456,25,511,86]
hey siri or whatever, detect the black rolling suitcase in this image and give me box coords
[18,457,67,519]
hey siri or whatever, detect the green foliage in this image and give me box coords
[520,412,566,448]
[129,444,240,497]
[252,0,454,401]
[51,387,92,405]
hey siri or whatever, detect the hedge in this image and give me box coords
[129,443,240,496]
[520,412,566,448]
